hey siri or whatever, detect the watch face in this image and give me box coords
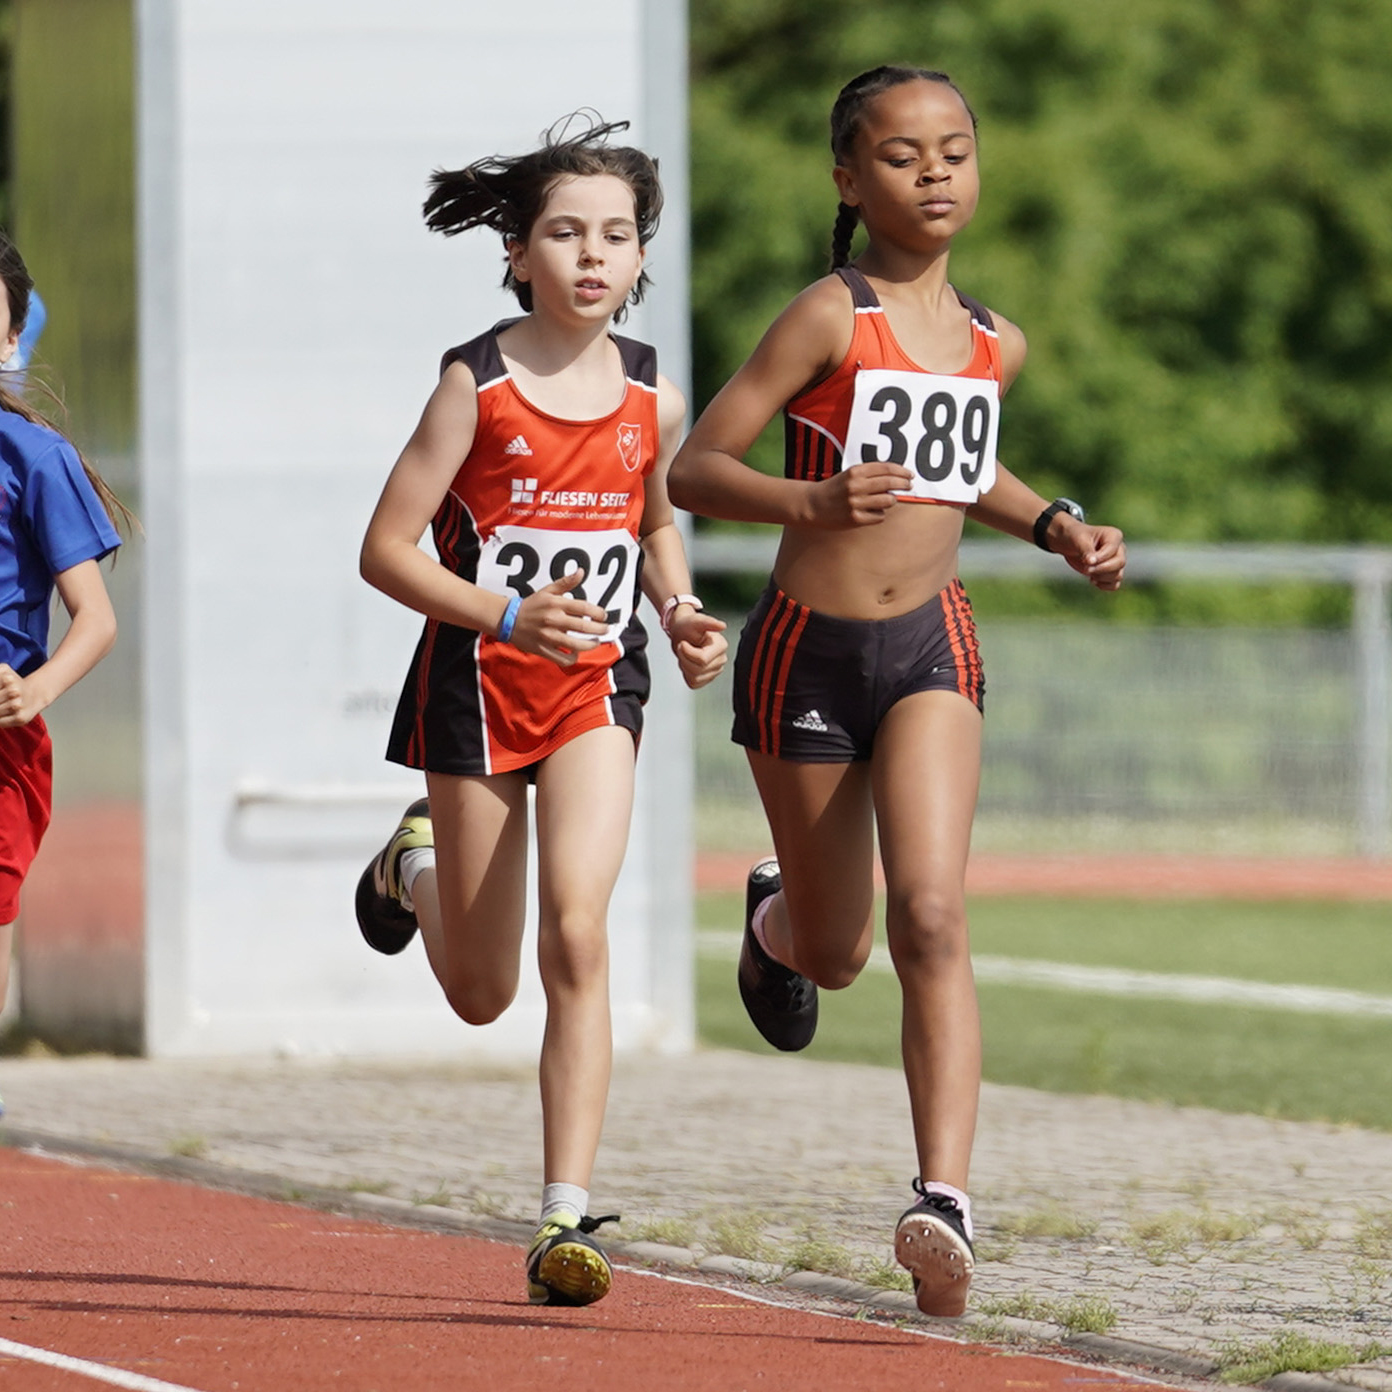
[1058,498,1085,521]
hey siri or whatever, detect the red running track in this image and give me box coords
[698,850,1392,899]
[0,1148,1168,1392]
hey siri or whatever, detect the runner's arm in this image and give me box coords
[668,278,913,528]
[0,559,117,727]
[359,364,609,657]
[640,377,727,688]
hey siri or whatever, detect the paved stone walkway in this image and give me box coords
[2,1049,1391,1389]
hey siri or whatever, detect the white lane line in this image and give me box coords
[696,930,1392,1018]
[973,956,1392,1016]
[0,1336,209,1392]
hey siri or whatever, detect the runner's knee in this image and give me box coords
[779,879,874,989]
[791,937,868,990]
[538,915,609,995]
[885,888,969,971]
[442,973,518,1026]
[780,910,872,988]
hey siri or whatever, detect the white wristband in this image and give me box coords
[660,593,702,636]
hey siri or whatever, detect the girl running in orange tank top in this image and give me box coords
[668,67,1126,1316]
[357,117,727,1308]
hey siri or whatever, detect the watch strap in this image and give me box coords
[1033,501,1068,552]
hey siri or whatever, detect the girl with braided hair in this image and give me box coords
[669,67,1125,1315]
[357,116,726,1306]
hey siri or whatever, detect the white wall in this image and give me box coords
[138,0,692,1056]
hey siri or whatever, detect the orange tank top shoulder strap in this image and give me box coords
[610,331,659,393]
[834,264,882,310]
[437,322,517,402]
[833,266,1001,382]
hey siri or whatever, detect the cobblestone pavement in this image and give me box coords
[2,1049,1391,1389]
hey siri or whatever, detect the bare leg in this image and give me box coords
[414,728,631,1187]
[532,725,635,1188]
[416,769,531,1025]
[872,690,983,1189]
[745,752,877,987]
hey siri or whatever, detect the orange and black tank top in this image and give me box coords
[784,266,1003,507]
[386,324,659,775]
[435,323,656,577]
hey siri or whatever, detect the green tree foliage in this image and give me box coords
[8,0,136,461]
[691,0,1392,543]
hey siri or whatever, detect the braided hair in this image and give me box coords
[424,113,663,318]
[827,66,977,270]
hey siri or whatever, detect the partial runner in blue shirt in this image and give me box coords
[0,234,133,1105]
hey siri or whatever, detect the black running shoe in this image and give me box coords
[737,857,818,1052]
[526,1210,620,1306]
[354,798,432,955]
[894,1179,975,1317]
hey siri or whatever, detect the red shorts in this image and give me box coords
[386,615,650,776]
[0,717,53,923]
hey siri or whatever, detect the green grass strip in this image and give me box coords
[697,892,1392,1131]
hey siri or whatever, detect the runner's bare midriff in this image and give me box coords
[773,500,965,618]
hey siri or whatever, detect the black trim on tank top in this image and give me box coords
[439,323,657,388]
[835,265,995,333]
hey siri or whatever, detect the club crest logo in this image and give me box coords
[617,422,643,473]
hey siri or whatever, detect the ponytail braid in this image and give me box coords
[829,201,859,269]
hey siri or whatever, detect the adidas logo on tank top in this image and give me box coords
[504,434,534,456]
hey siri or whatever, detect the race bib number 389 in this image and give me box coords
[843,368,999,504]
[477,526,640,644]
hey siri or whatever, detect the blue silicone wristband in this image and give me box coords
[497,595,521,644]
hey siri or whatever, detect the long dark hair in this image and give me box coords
[423,113,663,319]
[0,233,136,535]
[828,66,978,270]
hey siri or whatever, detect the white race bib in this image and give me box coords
[476,526,640,644]
[843,368,999,504]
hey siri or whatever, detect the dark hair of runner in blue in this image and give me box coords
[828,66,978,270]
[0,231,135,535]
[423,113,663,319]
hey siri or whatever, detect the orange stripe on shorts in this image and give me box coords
[766,602,809,758]
[943,582,980,707]
[748,593,795,746]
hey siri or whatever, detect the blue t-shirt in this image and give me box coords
[0,410,122,675]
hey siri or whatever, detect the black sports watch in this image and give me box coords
[1033,497,1085,552]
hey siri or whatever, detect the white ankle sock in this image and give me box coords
[540,1183,589,1225]
[919,1180,973,1239]
[751,894,779,960]
[397,846,435,912]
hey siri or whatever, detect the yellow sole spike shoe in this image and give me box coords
[526,1212,620,1307]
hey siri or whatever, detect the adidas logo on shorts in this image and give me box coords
[790,709,829,733]
[510,477,539,504]
[505,434,534,456]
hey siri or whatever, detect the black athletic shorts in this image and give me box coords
[731,578,984,762]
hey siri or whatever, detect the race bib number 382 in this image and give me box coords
[476,526,639,644]
[842,368,999,504]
